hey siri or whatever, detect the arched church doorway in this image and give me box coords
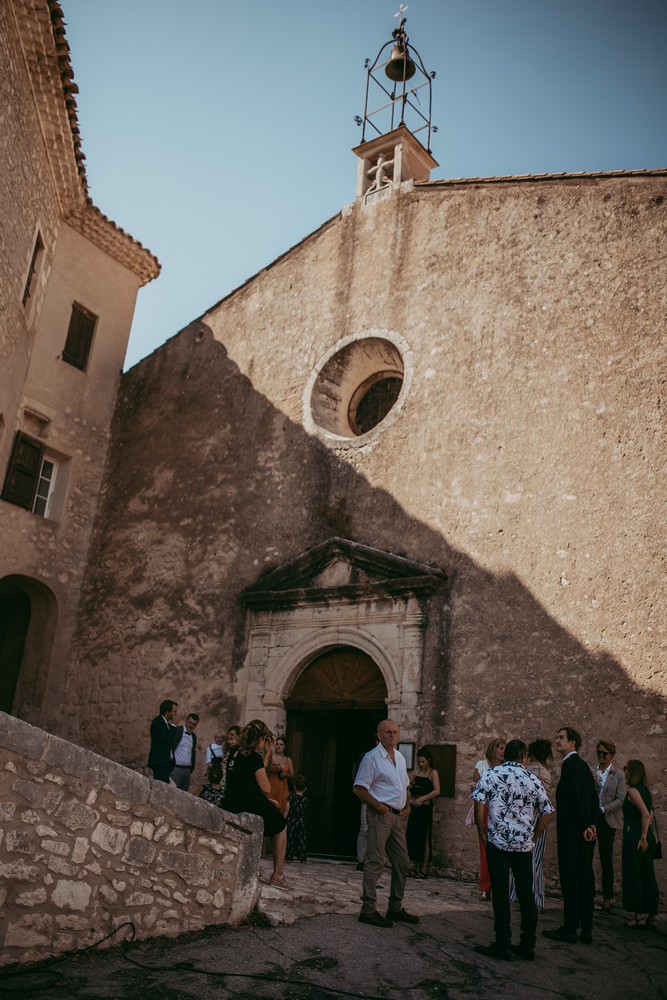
[0,575,57,717]
[285,646,387,857]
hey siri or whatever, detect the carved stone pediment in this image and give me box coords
[241,537,446,610]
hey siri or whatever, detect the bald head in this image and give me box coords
[377,719,400,753]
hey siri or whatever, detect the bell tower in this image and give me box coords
[353,6,438,204]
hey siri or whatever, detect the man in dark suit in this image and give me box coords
[148,699,178,782]
[543,726,598,944]
[171,712,199,791]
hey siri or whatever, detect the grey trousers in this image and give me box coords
[171,765,192,791]
[361,810,409,915]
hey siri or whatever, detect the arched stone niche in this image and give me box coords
[240,538,447,741]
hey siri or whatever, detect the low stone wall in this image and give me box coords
[0,712,262,966]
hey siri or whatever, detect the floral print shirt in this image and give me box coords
[471,761,554,852]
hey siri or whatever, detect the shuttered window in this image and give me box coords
[22,233,45,308]
[1,432,44,510]
[62,302,97,371]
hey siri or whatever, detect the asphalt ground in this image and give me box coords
[1,869,665,1000]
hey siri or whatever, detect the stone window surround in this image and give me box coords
[303,329,413,450]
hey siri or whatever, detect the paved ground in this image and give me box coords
[1,859,665,1000]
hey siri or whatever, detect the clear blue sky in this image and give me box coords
[63,0,667,369]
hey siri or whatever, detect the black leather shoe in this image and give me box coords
[387,907,420,924]
[510,944,535,960]
[579,931,593,944]
[474,943,512,961]
[542,927,578,943]
[359,911,393,928]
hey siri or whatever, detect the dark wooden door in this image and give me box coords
[285,646,387,857]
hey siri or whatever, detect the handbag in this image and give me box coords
[464,803,475,829]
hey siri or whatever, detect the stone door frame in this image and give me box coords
[239,538,448,742]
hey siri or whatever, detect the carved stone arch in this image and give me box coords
[263,625,401,711]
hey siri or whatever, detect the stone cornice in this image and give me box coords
[13,0,160,285]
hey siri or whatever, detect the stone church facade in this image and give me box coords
[1,2,665,880]
[64,154,666,870]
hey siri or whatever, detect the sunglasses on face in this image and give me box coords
[597,750,611,757]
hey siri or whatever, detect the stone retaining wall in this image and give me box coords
[0,712,262,966]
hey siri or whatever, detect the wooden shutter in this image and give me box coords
[62,303,97,371]
[1,432,43,510]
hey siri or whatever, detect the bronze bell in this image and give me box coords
[385,43,416,82]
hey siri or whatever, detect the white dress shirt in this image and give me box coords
[354,743,409,810]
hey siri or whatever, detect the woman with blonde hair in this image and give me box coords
[223,719,289,888]
[471,737,506,899]
[622,759,659,929]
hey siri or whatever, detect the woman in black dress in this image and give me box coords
[621,758,659,929]
[406,748,440,877]
[224,719,289,888]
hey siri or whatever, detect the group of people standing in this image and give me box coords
[469,726,660,961]
[149,704,659,950]
[147,702,308,887]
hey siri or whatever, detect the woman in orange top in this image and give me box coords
[266,736,295,817]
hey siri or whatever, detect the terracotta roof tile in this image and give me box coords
[15,0,159,284]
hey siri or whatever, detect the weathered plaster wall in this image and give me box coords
[0,712,261,967]
[65,175,665,885]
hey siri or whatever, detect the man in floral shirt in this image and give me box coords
[472,739,554,961]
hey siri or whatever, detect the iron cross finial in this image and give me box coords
[394,4,409,21]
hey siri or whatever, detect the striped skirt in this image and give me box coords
[509,830,547,908]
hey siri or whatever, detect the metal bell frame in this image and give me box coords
[357,17,435,153]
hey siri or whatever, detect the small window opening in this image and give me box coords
[349,372,403,436]
[1,432,65,520]
[32,457,57,518]
[22,234,45,308]
[62,302,98,371]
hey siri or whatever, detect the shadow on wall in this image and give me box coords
[65,327,665,822]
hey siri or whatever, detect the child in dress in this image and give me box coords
[286,775,308,862]
[198,763,225,807]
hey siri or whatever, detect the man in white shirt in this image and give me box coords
[171,713,199,791]
[353,719,419,928]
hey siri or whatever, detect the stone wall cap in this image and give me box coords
[0,712,49,760]
[418,167,667,189]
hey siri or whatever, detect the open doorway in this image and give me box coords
[0,578,31,713]
[0,574,57,718]
[285,646,387,857]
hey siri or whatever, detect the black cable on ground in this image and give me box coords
[0,920,397,1000]
[0,921,136,995]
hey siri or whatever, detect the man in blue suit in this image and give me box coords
[148,699,178,782]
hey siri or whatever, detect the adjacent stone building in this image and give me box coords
[0,0,159,729]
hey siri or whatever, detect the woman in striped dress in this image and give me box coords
[510,738,553,909]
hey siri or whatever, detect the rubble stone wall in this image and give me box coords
[0,712,262,967]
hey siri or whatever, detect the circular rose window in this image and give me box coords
[309,336,406,440]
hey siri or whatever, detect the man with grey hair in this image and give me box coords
[353,719,419,928]
[472,738,554,961]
